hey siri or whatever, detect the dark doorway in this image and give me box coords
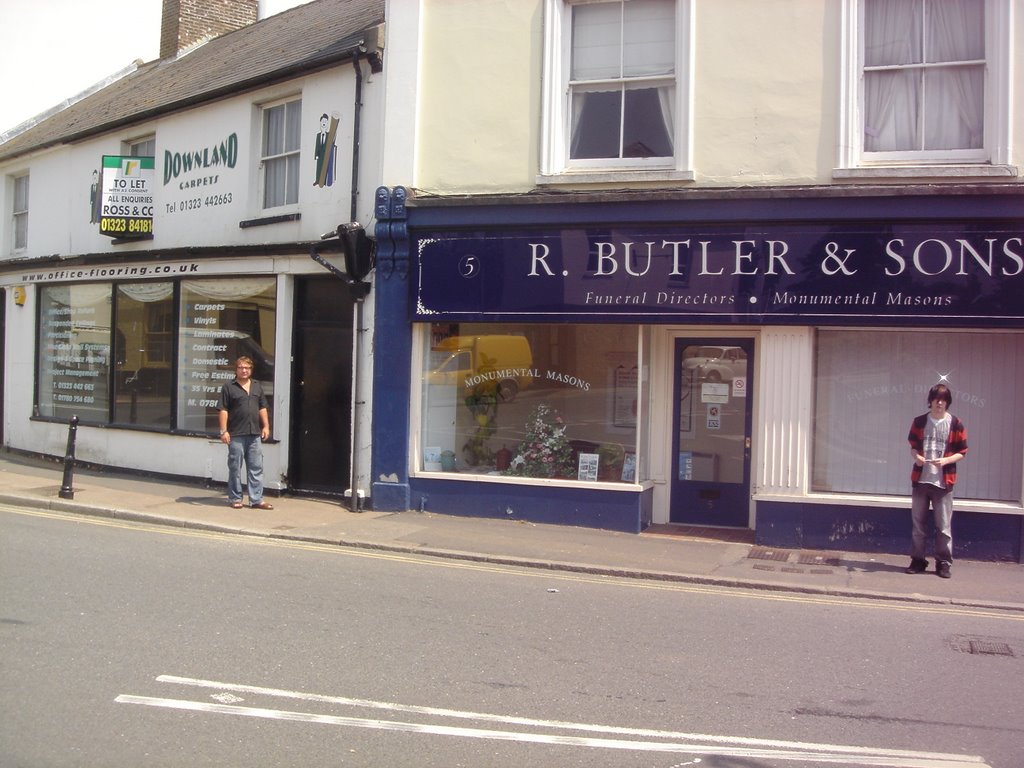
[289,277,354,495]
[670,338,754,527]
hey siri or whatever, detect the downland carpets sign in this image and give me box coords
[99,155,155,238]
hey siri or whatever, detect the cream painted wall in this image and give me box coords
[693,0,836,185]
[408,0,1021,193]
[414,0,542,192]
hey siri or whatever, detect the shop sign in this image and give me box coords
[413,223,1024,325]
[162,132,238,215]
[99,155,154,238]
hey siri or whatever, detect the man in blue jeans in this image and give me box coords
[218,356,274,510]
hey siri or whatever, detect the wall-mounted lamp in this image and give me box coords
[309,222,375,300]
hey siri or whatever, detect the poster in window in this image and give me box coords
[177,279,276,433]
[37,284,112,422]
[578,452,600,482]
[613,365,638,427]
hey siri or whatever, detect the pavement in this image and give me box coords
[2,450,1022,614]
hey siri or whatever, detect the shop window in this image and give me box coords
[34,277,275,435]
[261,98,301,209]
[113,282,174,427]
[813,329,1024,503]
[36,284,113,423]
[12,173,29,251]
[837,0,1012,173]
[178,278,276,433]
[419,323,641,483]
[540,0,691,180]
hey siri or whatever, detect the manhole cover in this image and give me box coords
[968,640,1014,656]
[948,634,1019,657]
[748,547,790,562]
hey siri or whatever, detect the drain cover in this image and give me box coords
[968,640,1014,656]
[949,634,1018,657]
[748,547,791,562]
[798,551,842,567]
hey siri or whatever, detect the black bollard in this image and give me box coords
[59,415,79,500]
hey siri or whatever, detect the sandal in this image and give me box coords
[251,501,274,510]
[230,501,244,509]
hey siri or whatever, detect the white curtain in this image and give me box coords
[863,0,983,153]
[118,282,173,303]
[182,278,274,302]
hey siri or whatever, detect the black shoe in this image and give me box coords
[936,562,951,579]
[905,558,928,574]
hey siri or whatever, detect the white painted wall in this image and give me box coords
[0,60,383,495]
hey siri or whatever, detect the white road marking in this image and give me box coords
[112,676,990,768]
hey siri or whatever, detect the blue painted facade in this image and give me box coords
[371,185,1024,561]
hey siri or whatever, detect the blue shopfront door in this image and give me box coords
[670,338,754,527]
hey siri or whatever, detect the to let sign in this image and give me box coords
[99,155,155,238]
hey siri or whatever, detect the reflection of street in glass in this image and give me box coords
[683,345,746,383]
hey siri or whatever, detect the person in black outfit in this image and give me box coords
[217,356,273,509]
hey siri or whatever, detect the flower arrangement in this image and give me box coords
[504,404,574,479]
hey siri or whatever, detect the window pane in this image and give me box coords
[14,175,29,210]
[923,66,983,150]
[925,0,983,62]
[14,212,28,249]
[285,99,302,152]
[113,282,173,427]
[623,86,673,157]
[813,330,1024,502]
[570,89,621,159]
[263,104,284,156]
[177,278,276,433]
[263,156,287,208]
[129,138,156,156]
[864,69,919,151]
[572,2,622,80]
[864,0,922,66]
[285,154,300,205]
[623,0,674,77]
[420,323,640,483]
[37,284,112,423]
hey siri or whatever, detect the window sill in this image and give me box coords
[239,212,301,229]
[537,169,695,186]
[833,165,1018,180]
[414,467,651,491]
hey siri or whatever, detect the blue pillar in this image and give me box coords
[371,187,412,510]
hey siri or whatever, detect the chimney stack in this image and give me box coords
[160,0,259,59]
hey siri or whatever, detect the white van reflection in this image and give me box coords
[428,335,533,402]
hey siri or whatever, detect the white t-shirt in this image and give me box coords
[921,413,951,488]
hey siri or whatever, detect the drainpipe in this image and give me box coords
[306,45,377,510]
[348,49,364,509]
[350,48,364,223]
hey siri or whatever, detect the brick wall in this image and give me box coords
[160,0,259,59]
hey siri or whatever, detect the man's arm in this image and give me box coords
[218,409,230,443]
[259,407,270,441]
